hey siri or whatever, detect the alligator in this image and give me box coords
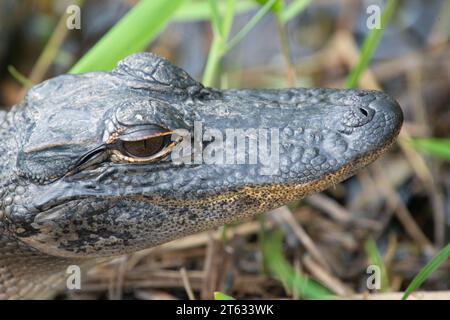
[0,53,403,299]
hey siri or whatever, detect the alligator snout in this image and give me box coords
[336,91,403,141]
[368,94,404,129]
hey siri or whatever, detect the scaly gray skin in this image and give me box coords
[0,53,403,299]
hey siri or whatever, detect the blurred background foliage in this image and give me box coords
[0,0,448,300]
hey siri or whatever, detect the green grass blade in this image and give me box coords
[203,0,280,86]
[69,0,185,74]
[202,0,236,86]
[409,138,450,162]
[214,291,236,300]
[261,228,333,299]
[173,0,256,22]
[402,244,450,300]
[364,238,389,292]
[7,65,33,87]
[254,0,284,14]
[222,0,237,41]
[281,0,311,23]
[208,0,223,37]
[345,0,397,88]
[225,0,278,52]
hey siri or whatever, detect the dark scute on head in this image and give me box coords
[113,52,204,95]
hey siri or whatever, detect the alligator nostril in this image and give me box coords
[341,106,374,128]
[359,107,369,117]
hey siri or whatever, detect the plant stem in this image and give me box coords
[202,0,236,87]
[275,16,297,87]
[345,0,398,88]
[225,0,278,52]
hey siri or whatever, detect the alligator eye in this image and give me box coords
[109,125,182,163]
[122,136,167,158]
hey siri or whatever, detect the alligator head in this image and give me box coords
[1,53,403,258]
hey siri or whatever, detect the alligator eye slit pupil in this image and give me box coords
[123,136,165,157]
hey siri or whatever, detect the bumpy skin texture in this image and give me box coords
[0,53,403,299]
